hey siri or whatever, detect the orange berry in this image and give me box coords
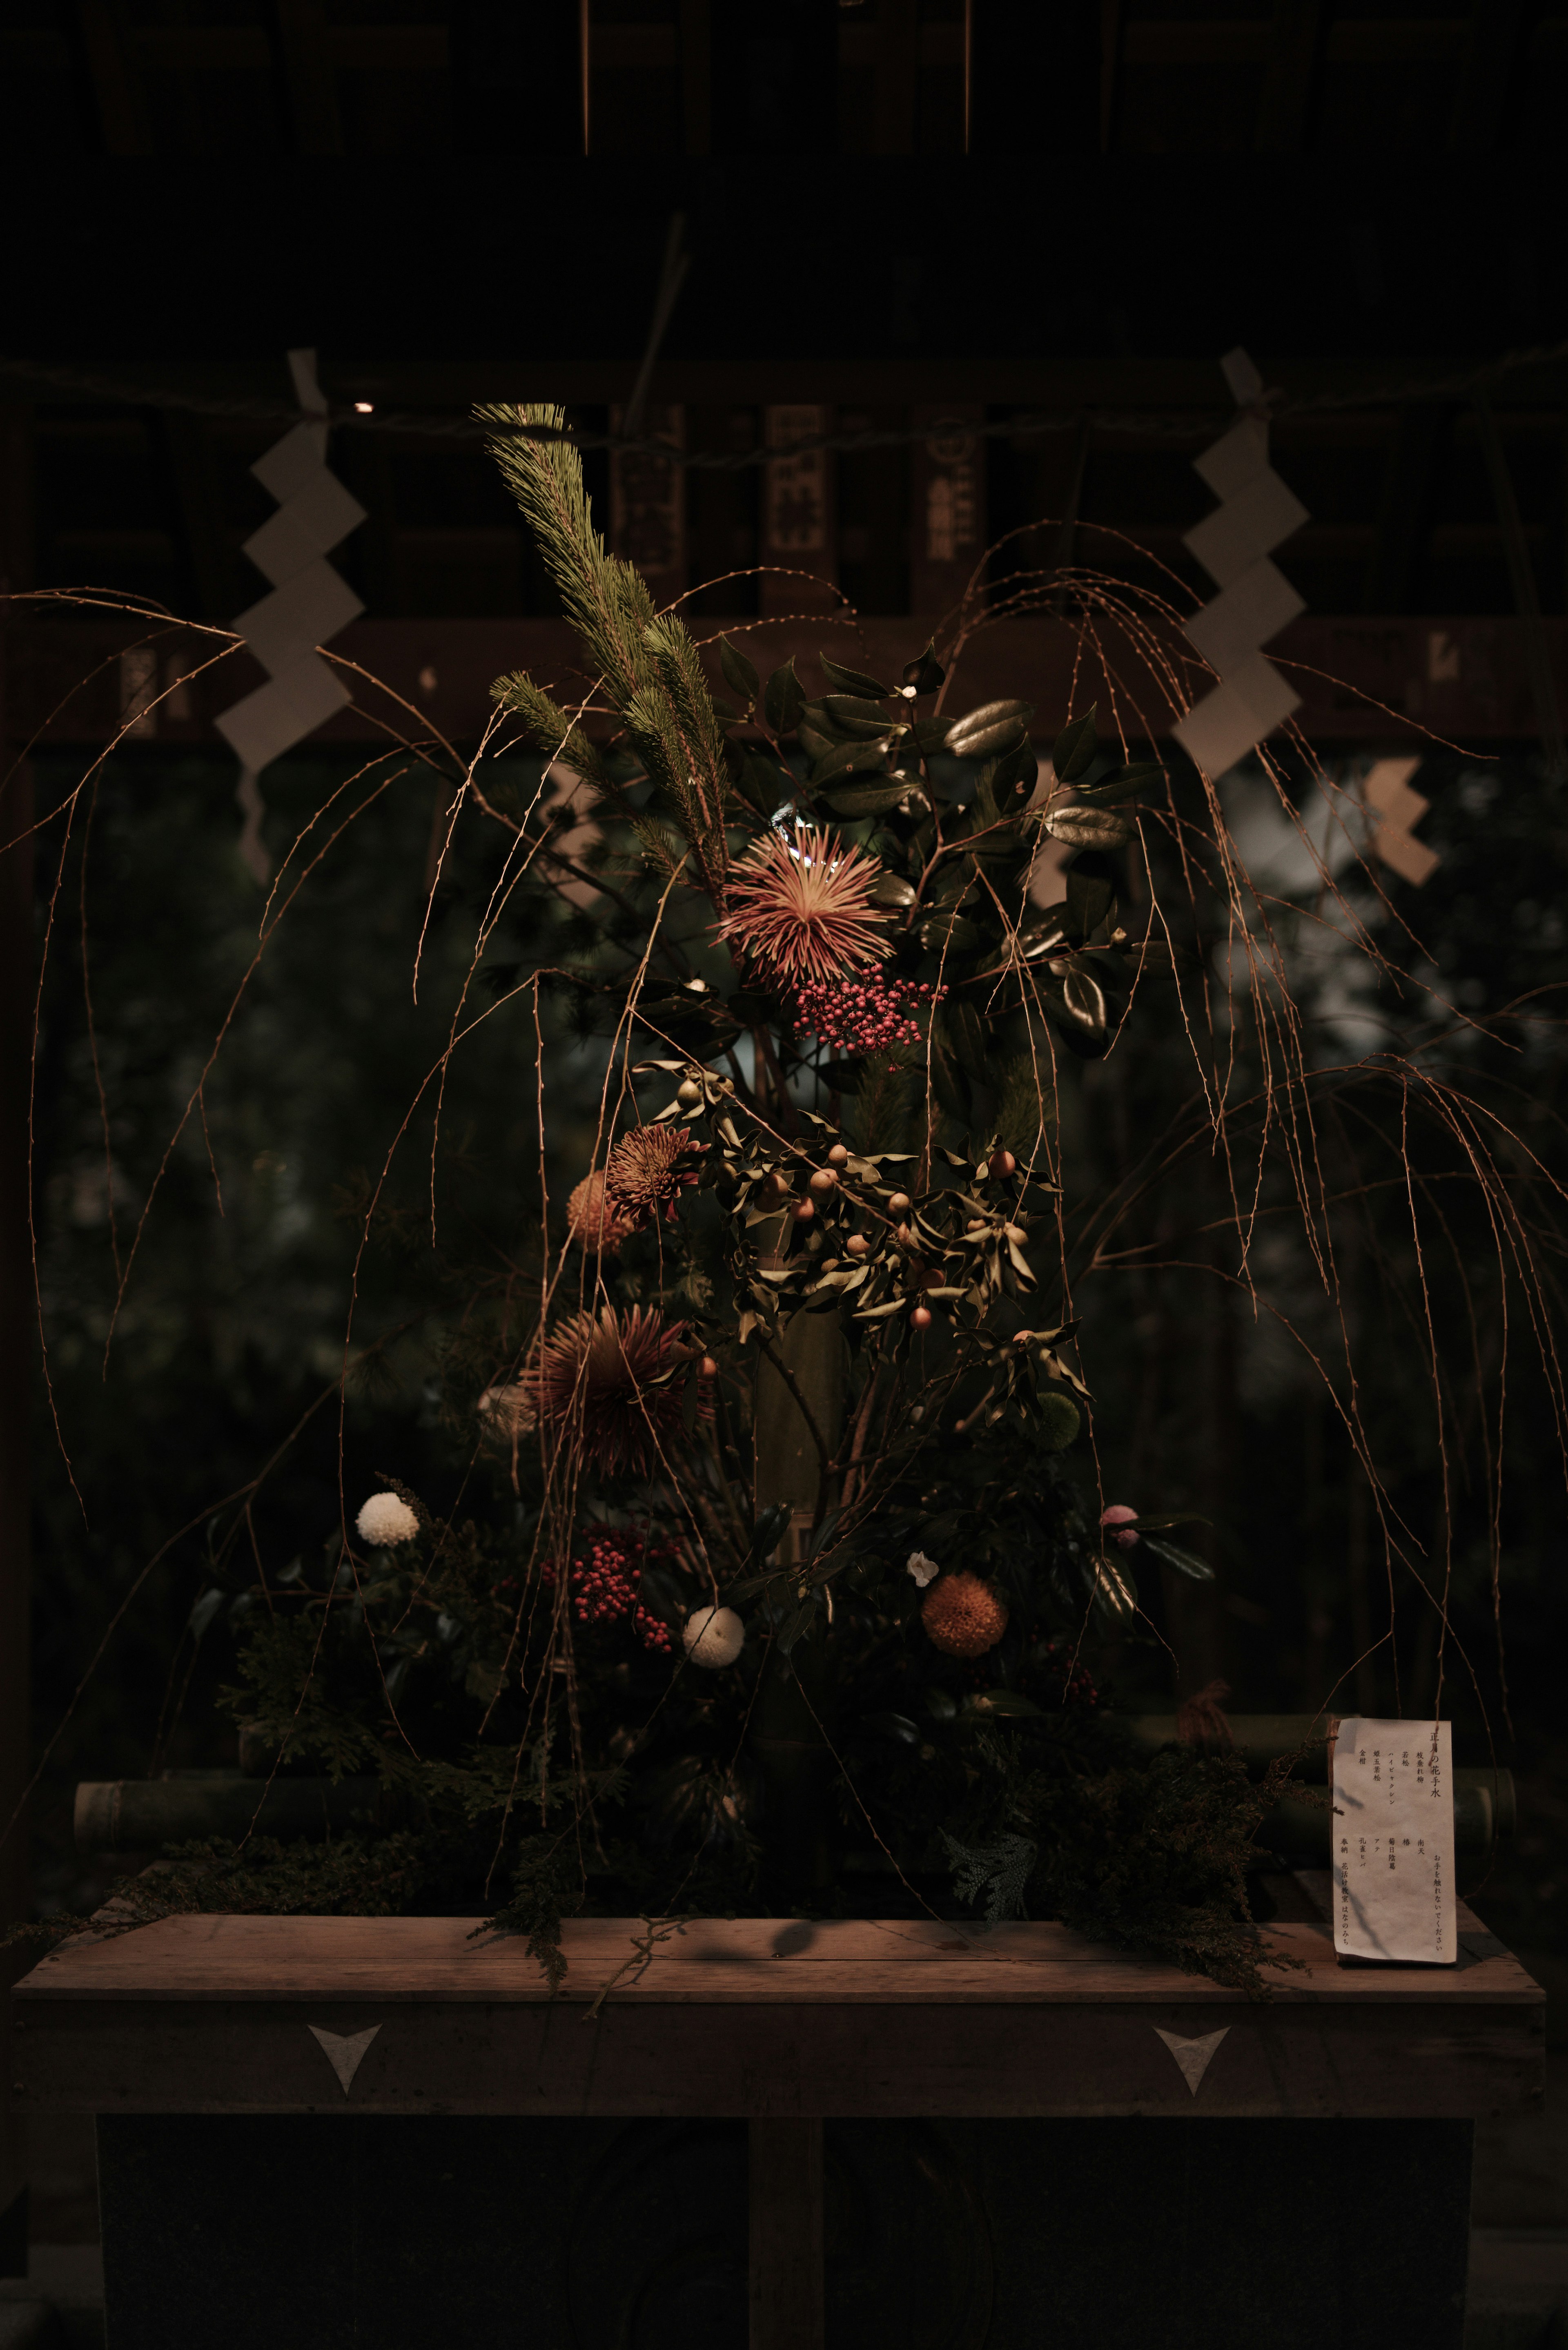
[846,1234,870,1257]
[808,1168,837,1194]
[993,1149,1016,1177]
[827,1143,849,1166]
[910,1304,932,1329]
[793,1198,815,1223]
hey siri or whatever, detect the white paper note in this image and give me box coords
[1332,1717,1456,1964]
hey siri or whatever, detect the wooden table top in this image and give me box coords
[13,1883,1543,2120]
[12,1903,1544,2008]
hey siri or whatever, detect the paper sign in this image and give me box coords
[1332,1717,1456,1964]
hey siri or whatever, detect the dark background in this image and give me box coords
[4,0,1568,2250]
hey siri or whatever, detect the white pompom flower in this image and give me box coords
[682,1604,745,1669]
[906,1550,940,1588]
[356,1492,421,1547]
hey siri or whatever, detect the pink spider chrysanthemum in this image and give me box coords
[604,1124,706,1229]
[523,1304,690,1480]
[717,825,891,988]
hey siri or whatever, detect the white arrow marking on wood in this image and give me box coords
[307,2023,382,2096]
[1154,2025,1229,2096]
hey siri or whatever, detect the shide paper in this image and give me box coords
[1332,1717,1456,1965]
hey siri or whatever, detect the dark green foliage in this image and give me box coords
[1023,1746,1304,1997]
[475,1834,588,1993]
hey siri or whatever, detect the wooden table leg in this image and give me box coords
[748,2116,824,2350]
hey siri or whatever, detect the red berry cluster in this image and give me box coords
[557,1532,676,1653]
[793,972,945,1068]
[1038,1637,1099,1709]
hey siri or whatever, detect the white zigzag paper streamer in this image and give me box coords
[1172,348,1309,781]
[215,348,365,883]
[1363,755,1439,886]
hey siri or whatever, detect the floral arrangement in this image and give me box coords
[158,404,1298,1995]
[30,406,1318,1995]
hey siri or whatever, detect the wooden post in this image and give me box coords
[748,2118,824,2350]
[0,401,36,2272]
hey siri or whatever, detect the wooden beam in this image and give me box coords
[21,613,1568,749]
[1448,0,1532,154]
[1361,404,1450,615]
[268,0,341,156]
[1254,0,1324,155]
[1474,392,1568,777]
[1099,0,1122,151]
[0,401,37,2274]
[871,0,918,156]
[155,411,231,623]
[679,0,712,156]
[749,2120,823,2350]
[70,0,154,155]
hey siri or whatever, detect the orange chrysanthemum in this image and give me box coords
[567,1171,638,1255]
[921,1572,1009,1659]
[523,1304,690,1479]
[605,1124,705,1227]
[717,825,891,988]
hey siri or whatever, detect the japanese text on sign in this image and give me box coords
[1332,1716,1455,1964]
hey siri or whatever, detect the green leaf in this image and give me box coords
[920,910,984,955]
[811,739,889,786]
[764,658,805,735]
[719,636,760,707]
[1051,706,1098,783]
[1045,805,1133,852]
[736,751,788,816]
[1089,1548,1138,1623]
[946,699,1034,759]
[940,997,988,1074]
[964,1689,1044,1718]
[870,871,917,908]
[989,739,1038,804]
[864,1710,922,1745]
[909,716,954,753]
[801,696,894,744]
[820,654,890,698]
[1140,1535,1216,1581]
[824,694,897,733]
[776,1597,817,1654]
[902,642,946,696]
[1018,909,1072,961]
[188,1588,225,1642]
[710,693,743,723]
[925,1686,958,1720]
[1127,936,1194,979]
[1065,852,1114,940]
[750,1502,791,1564]
[930,1035,971,1123]
[797,721,836,763]
[824,779,913,817]
[1062,967,1108,1036]
[1074,760,1161,808]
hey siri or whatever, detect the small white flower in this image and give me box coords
[682,1604,745,1668]
[906,1550,940,1588]
[356,1492,420,1547]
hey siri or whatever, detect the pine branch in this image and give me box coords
[490,669,610,789]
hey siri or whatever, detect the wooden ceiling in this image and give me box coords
[0,3,1561,161]
[7,356,1566,627]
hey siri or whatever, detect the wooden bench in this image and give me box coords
[12,1876,1543,2348]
